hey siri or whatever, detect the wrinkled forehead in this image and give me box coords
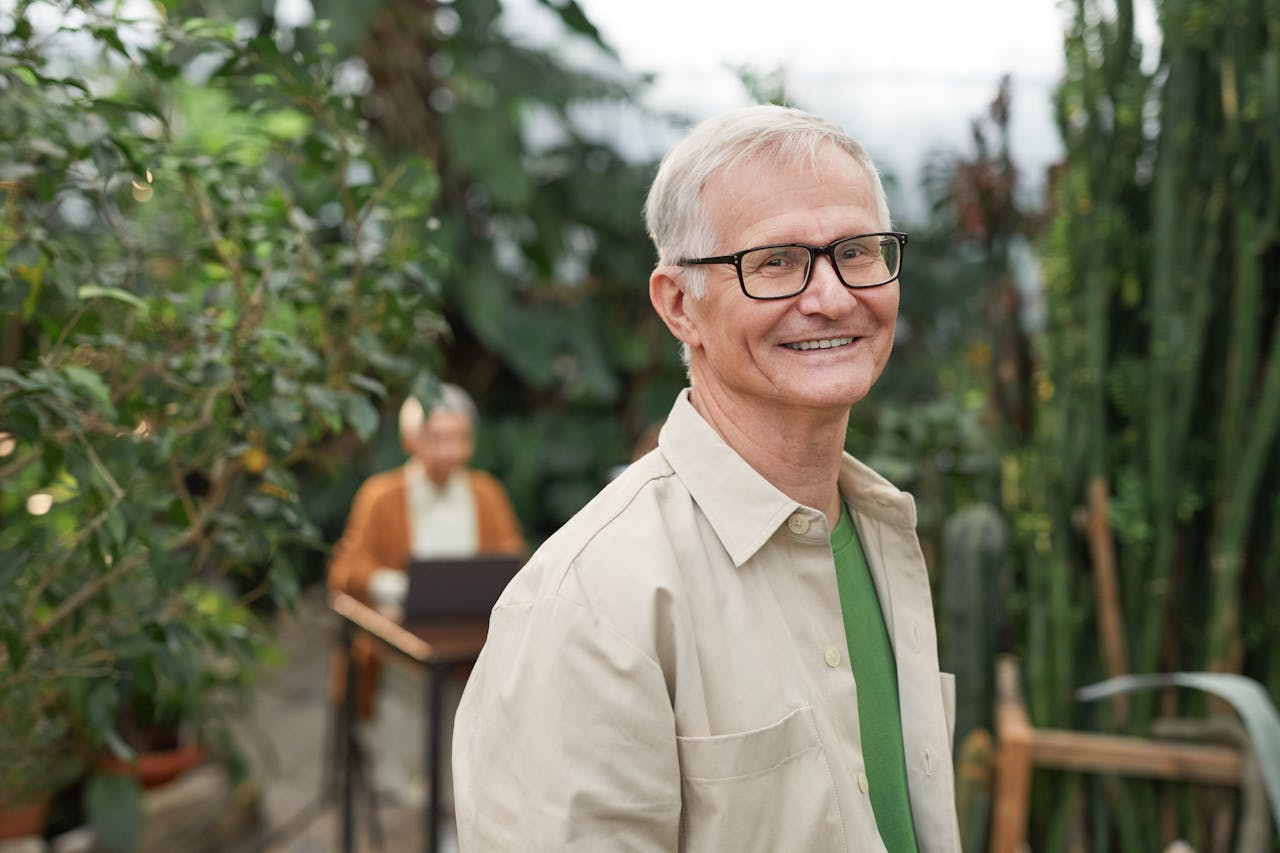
[704,142,874,203]
[699,143,879,237]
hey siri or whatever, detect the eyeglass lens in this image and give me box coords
[739,235,900,298]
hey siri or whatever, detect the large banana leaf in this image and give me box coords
[1077,672,1280,837]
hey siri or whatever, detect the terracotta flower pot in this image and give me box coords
[0,797,50,841]
[98,742,206,789]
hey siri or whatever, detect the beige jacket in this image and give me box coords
[453,390,960,852]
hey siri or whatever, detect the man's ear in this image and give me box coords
[650,267,701,349]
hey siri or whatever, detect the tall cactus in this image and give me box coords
[939,504,1008,851]
[940,503,1010,748]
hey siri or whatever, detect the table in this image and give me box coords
[331,593,489,853]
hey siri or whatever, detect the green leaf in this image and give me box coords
[1078,672,1280,837]
[6,239,40,267]
[12,65,38,87]
[0,366,28,388]
[535,0,611,53]
[86,681,122,746]
[0,622,26,669]
[103,728,135,763]
[64,365,116,418]
[91,25,132,60]
[78,285,149,315]
[268,561,301,612]
[262,108,311,140]
[410,372,442,411]
[105,506,128,550]
[84,772,144,853]
[303,386,343,432]
[340,391,380,441]
[346,373,387,398]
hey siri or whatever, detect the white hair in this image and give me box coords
[398,383,477,439]
[644,104,892,301]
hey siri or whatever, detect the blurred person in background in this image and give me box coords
[328,383,524,805]
[453,105,959,851]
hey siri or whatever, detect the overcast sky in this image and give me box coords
[507,0,1161,220]
[2,0,1156,221]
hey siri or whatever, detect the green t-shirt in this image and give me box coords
[831,501,919,852]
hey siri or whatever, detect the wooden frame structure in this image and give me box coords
[990,655,1247,852]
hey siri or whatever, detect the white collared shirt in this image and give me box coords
[453,389,960,852]
[404,461,477,558]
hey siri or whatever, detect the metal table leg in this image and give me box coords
[425,662,446,853]
[341,621,357,853]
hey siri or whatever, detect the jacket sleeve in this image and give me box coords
[452,591,681,851]
[327,475,401,602]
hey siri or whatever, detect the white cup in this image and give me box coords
[368,569,409,618]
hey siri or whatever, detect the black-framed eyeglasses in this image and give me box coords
[676,232,908,300]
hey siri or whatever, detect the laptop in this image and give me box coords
[401,554,522,622]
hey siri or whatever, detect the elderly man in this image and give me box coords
[453,106,959,851]
[328,384,523,801]
[328,384,524,619]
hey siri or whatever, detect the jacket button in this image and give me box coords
[857,772,869,794]
[824,646,841,668]
[787,514,810,534]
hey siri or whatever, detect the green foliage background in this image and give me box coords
[3,0,1279,848]
[1005,0,1280,846]
[212,0,696,553]
[0,0,444,824]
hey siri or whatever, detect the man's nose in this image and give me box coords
[797,255,855,316]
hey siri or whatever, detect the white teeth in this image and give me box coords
[783,336,855,351]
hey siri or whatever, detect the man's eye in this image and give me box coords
[744,248,804,276]
[837,239,876,260]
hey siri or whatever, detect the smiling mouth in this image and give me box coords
[781,336,856,351]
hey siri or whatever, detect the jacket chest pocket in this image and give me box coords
[676,706,847,853]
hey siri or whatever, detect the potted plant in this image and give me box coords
[1,2,444,848]
[89,579,269,789]
[0,668,85,841]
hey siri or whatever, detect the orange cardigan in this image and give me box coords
[328,466,525,717]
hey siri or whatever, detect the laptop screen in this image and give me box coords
[401,554,522,621]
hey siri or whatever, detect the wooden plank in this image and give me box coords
[1028,729,1243,786]
[331,593,487,664]
[990,656,1035,853]
[1086,477,1130,724]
